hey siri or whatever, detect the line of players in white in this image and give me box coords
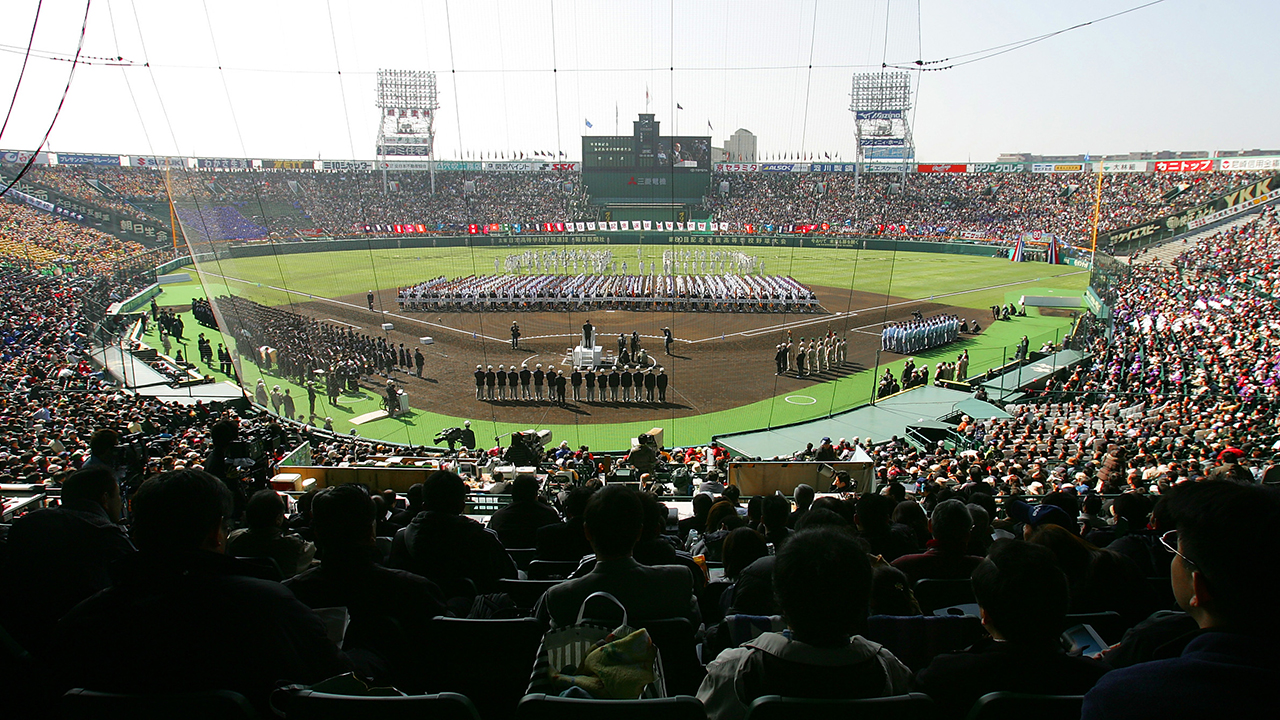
[881,314,962,355]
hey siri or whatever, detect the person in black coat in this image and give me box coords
[620,365,633,401]
[656,367,669,402]
[519,363,532,400]
[608,367,622,401]
[474,365,485,400]
[644,368,657,401]
[915,540,1108,718]
[570,369,583,401]
[49,470,348,712]
[632,367,645,401]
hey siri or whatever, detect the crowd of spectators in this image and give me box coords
[0,202,148,274]
[2,183,1280,716]
[15,160,1272,249]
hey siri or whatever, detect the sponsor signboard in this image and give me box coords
[380,160,433,170]
[865,163,910,173]
[1032,163,1088,173]
[540,162,581,171]
[260,159,314,170]
[320,160,374,171]
[131,156,186,169]
[855,110,904,119]
[1102,160,1146,173]
[866,147,912,159]
[967,163,1025,173]
[714,163,760,172]
[1152,159,1212,172]
[917,164,966,173]
[433,161,483,171]
[1219,156,1280,171]
[197,157,251,170]
[1186,174,1280,229]
[810,163,858,172]
[483,162,535,172]
[56,153,120,166]
[859,138,906,147]
[761,163,798,172]
[378,145,432,156]
[2,150,51,165]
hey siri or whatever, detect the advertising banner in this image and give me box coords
[483,162,536,172]
[810,163,858,172]
[1101,160,1146,173]
[320,160,374,171]
[865,163,910,173]
[967,163,1026,173]
[1219,156,1280,171]
[57,153,120,166]
[131,156,186,169]
[1186,174,1280,229]
[380,160,432,171]
[918,164,966,173]
[378,145,432,156]
[714,163,760,172]
[859,138,906,147]
[433,161,483,171]
[761,163,804,172]
[1032,163,1087,173]
[1152,159,1212,173]
[855,110,904,119]
[866,147,912,159]
[197,157,251,170]
[2,150,51,165]
[540,162,581,171]
[261,159,314,170]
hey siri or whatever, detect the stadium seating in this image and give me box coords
[744,692,936,720]
[516,693,706,720]
[61,688,258,720]
[963,691,1085,720]
[269,689,480,720]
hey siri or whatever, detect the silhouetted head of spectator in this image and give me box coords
[706,500,739,534]
[244,489,285,531]
[762,493,791,533]
[209,419,238,449]
[1111,491,1152,531]
[88,429,118,461]
[870,565,920,617]
[130,469,233,553]
[404,482,424,512]
[563,485,595,520]
[584,484,643,560]
[61,466,122,523]
[721,484,741,506]
[311,484,376,553]
[1041,490,1080,519]
[510,475,539,503]
[691,492,714,522]
[793,483,815,513]
[638,492,670,541]
[795,507,850,531]
[1164,481,1280,633]
[1082,493,1103,516]
[745,495,764,525]
[423,470,468,515]
[723,527,768,579]
[972,539,1070,643]
[774,527,873,645]
[893,500,928,542]
[930,499,973,546]
[856,493,892,533]
[883,481,906,504]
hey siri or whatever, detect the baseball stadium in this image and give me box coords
[2,1,1278,717]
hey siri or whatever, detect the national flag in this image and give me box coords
[677,103,683,110]
[708,120,714,131]
[585,119,593,128]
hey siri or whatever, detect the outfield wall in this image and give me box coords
[212,233,1011,261]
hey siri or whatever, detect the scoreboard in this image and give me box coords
[582,113,711,204]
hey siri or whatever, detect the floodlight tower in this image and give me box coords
[375,69,441,194]
[849,71,914,189]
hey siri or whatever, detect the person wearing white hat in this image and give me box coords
[474,365,485,400]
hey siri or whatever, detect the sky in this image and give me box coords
[0,0,1275,162]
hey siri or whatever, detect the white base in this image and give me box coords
[572,345,604,367]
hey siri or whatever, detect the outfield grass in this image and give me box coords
[151,244,1086,450]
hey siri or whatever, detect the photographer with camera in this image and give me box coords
[205,419,248,521]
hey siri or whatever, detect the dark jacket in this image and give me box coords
[49,550,348,710]
[390,511,516,594]
[916,636,1109,718]
[536,518,593,562]
[486,499,562,549]
[284,549,448,690]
